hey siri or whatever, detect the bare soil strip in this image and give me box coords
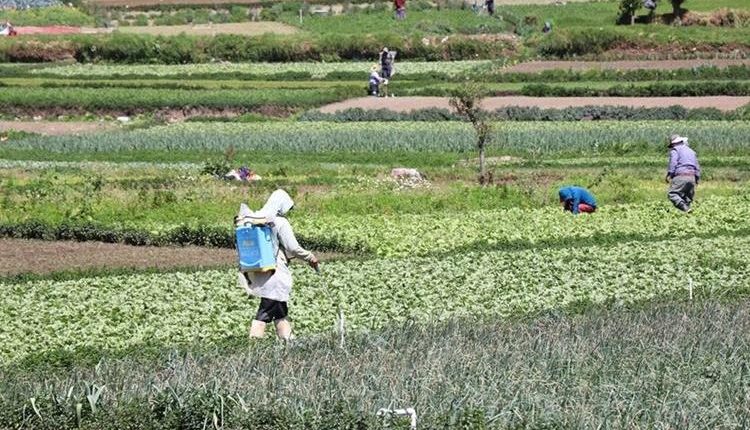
[115,22,298,36]
[319,96,750,113]
[0,239,350,277]
[0,121,115,136]
[503,59,750,73]
[0,239,235,277]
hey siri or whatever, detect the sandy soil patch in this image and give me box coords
[0,239,349,277]
[115,22,298,36]
[320,96,750,113]
[0,239,234,277]
[0,121,114,136]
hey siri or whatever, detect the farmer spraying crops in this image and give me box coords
[559,186,597,214]
[236,189,319,341]
[665,134,701,213]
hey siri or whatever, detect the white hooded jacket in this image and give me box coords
[236,190,315,302]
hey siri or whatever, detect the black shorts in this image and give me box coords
[255,298,288,323]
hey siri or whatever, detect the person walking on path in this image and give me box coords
[236,189,319,341]
[559,186,597,214]
[665,134,700,213]
[485,0,495,16]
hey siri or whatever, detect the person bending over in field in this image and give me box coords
[237,189,319,341]
[559,186,597,215]
[665,134,700,213]
[369,64,387,97]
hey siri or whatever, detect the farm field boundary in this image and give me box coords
[115,21,299,36]
[86,0,594,7]
[503,59,750,73]
[319,96,750,113]
[0,239,234,278]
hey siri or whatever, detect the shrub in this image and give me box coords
[0,33,515,64]
[134,14,148,26]
[534,28,638,58]
[0,5,94,26]
[5,39,76,62]
[618,0,641,25]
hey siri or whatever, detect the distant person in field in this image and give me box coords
[394,0,406,20]
[485,0,495,16]
[369,64,387,96]
[665,134,701,213]
[380,47,393,80]
[236,189,319,341]
[559,186,597,214]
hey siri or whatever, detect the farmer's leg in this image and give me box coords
[684,180,696,207]
[249,320,266,338]
[263,300,291,340]
[251,298,278,338]
[578,203,596,213]
[668,177,690,211]
[275,318,293,340]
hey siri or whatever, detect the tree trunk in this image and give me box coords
[478,145,485,180]
[631,14,635,25]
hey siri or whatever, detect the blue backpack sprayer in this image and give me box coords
[235,213,277,273]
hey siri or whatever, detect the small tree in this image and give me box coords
[618,0,641,25]
[450,84,493,184]
[670,0,686,23]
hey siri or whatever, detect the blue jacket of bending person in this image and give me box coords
[558,186,597,215]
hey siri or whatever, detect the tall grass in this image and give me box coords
[2,300,750,428]
[6,121,750,155]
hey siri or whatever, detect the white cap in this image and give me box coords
[670,134,687,145]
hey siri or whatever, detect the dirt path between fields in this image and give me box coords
[0,121,115,136]
[319,96,750,113]
[0,239,346,277]
[502,59,750,73]
[0,239,235,276]
[115,22,299,36]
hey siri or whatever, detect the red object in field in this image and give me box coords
[14,26,82,35]
[578,203,596,213]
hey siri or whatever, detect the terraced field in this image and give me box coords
[2,5,750,425]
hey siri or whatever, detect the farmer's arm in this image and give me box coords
[666,149,678,179]
[570,194,581,215]
[277,220,317,265]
